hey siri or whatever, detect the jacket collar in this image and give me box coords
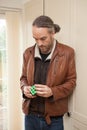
[29,40,65,61]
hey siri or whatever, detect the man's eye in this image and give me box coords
[41,38,46,40]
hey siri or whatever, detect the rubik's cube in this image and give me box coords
[30,85,36,95]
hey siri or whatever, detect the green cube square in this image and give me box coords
[30,85,36,95]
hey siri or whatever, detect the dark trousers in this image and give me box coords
[25,114,64,130]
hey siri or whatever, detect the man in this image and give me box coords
[20,15,76,130]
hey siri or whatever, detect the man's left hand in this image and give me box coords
[35,84,53,97]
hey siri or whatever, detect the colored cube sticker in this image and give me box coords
[30,85,36,95]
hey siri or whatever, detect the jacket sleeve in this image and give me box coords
[51,49,76,101]
[20,52,29,98]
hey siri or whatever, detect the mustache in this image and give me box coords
[38,45,46,48]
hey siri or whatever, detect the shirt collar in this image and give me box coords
[34,39,56,60]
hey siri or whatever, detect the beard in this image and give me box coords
[39,43,53,54]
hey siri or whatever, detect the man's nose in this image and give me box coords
[37,40,43,46]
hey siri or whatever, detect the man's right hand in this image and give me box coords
[23,86,36,98]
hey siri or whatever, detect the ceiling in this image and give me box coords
[0,0,30,8]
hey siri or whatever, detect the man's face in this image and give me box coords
[32,26,54,54]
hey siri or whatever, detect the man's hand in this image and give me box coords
[23,86,36,98]
[35,84,53,98]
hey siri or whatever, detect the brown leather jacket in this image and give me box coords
[20,41,76,124]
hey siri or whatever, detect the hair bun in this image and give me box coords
[54,24,61,33]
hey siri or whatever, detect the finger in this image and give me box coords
[35,84,45,88]
[26,93,36,98]
[36,88,45,92]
